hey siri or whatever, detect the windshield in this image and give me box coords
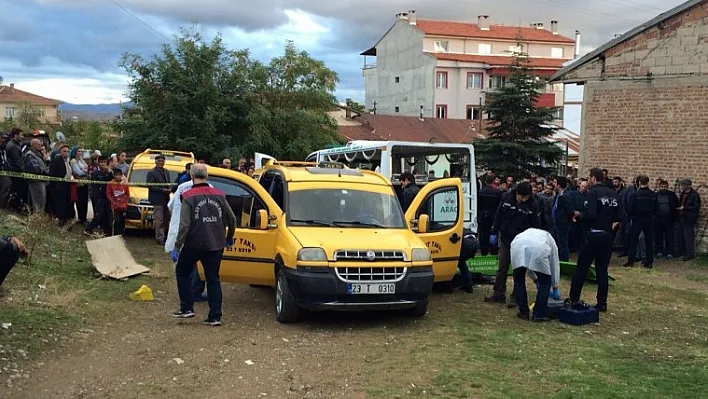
[288,189,406,229]
[128,169,150,183]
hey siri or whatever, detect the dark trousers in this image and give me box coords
[677,221,696,259]
[554,223,571,262]
[621,217,632,254]
[570,231,612,307]
[190,265,206,297]
[655,220,674,256]
[0,244,20,288]
[514,268,551,319]
[113,209,126,235]
[9,177,27,211]
[569,223,582,252]
[493,241,512,295]
[175,247,223,320]
[628,217,654,264]
[75,185,89,223]
[478,219,497,256]
[0,176,12,208]
[86,198,111,235]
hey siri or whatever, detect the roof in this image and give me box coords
[415,20,575,43]
[432,53,568,69]
[0,85,62,106]
[266,164,391,186]
[550,0,706,82]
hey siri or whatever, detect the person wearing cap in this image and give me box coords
[677,178,701,261]
[146,154,173,245]
[48,144,73,225]
[399,172,420,213]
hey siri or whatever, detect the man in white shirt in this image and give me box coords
[510,228,561,322]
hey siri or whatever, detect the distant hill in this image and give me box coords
[58,102,134,121]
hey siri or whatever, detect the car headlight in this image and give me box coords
[297,248,328,262]
[411,248,432,262]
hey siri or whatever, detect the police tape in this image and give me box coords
[0,170,175,186]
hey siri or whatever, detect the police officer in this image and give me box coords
[477,175,502,256]
[485,181,542,307]
[568,167,621,312]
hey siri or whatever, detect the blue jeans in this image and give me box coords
[176,248,223,320]
[555,223,570,262]
[514,267,551,319]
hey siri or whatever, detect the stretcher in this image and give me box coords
[464,255,615,283]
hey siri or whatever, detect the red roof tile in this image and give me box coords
[432,53,568,69]
[415,20,575,44]
[0,85,61,106]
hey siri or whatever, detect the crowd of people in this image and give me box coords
[475,167,702,320]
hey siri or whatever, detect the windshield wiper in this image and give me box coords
[332,220,385,228]
[290,219,334,226]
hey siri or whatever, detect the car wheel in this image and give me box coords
[405,298,430,318]
[275,269,300,323]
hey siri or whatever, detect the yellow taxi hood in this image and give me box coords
[287,227,423,259]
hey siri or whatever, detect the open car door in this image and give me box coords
[404,178,465,282]
[255,152,276,168]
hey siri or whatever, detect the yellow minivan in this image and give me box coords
[125,149,195,230]
[199,162,464,322]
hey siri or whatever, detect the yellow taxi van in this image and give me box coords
[199,161,465,323]
[125,149,195,230]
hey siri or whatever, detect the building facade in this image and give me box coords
[551,0,708,247]
[0,83,62,125]
[362,12,577,122]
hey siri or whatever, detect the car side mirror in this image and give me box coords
[417,214,429,234]
[256,209,269,230]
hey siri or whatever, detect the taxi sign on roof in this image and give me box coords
[317,161,347,169]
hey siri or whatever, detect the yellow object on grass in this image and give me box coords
[129,285,154,301]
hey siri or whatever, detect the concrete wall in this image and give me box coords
[576,2,708,249]
[364,20,436,117]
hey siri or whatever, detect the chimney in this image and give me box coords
[408,10,416,25]
[419,105,424,121]
[536,22,544,30]
[551,20,558,34]
[574,30,581,58]
[345,106,352,119]
[9,83,14,90]
[477,15,490,31]
[395,12,409,21]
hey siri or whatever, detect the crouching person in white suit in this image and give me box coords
[510,228,561,322]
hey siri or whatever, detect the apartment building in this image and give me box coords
[0,83,62,125]
[361,11,578,122]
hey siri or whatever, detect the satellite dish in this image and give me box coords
[56,132,65,142]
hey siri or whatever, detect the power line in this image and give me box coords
[529,0,647,25]
[106,0,172,42]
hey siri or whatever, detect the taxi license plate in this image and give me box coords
[347,283,396,295]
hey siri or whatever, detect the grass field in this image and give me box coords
[1,210,707,398]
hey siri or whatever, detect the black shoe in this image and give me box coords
[516,311,529,320]
[532,315,551,323]
[593,304,607,312]
[622,261,634,267]
[484,293,506,303]
[460,285,474,293]
[203,318,222,326]
[172,310,195,318]
[507,300,518,309]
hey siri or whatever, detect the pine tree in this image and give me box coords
[473,42,563,179]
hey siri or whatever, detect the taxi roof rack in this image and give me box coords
[265,160,319,168]
[142,148,195,157]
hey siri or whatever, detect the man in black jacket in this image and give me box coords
[654,179,679,260]
[0,235,26,295]
[48,144,72,225]
[0,133,11,209]
[677,179,701,261]
[477,175,502,256]
[399,172,420,213]
[485,181,542,306]
[624,175,656,268]
[173,164,236,326]
[552,177,575,261]
[6,128,27,212]
[146,154,173,245]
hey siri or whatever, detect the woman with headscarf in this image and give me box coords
[69,146,89,224]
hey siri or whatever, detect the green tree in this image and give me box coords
[473,45,562,179]
[60,120,118,151]
[345,98,366,115]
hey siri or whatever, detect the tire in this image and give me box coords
[275,269,300,323]
[405,298,430,318]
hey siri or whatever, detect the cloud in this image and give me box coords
[1,0,690,105]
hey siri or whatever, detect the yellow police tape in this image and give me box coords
[0,170,175,186]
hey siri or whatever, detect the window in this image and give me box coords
[466,106,481,120]
[435,105,447,119]
[395,76,400,83]
[415,187,459,232]
[5,106,15,119]
[466,73,483,89]
[436,71,448,89]
[509,45,523,54]
[553,108,564,120]
[395,106,400,113]
[269,176,285,210]
[551,47,564,58]
[208,176,267,229]
[434,40,449,52]
[288,189,405,229]
[478,43,492,55]
[489,75,507,89]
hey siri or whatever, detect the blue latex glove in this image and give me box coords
[225,238,234,249]
[489,234,498,247]
[170,249,179,263]
[550,287,561,301]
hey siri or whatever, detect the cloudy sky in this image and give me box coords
[0,0,686,132]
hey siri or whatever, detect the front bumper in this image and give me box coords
[282,266,434,311]
[125,204,154,230]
